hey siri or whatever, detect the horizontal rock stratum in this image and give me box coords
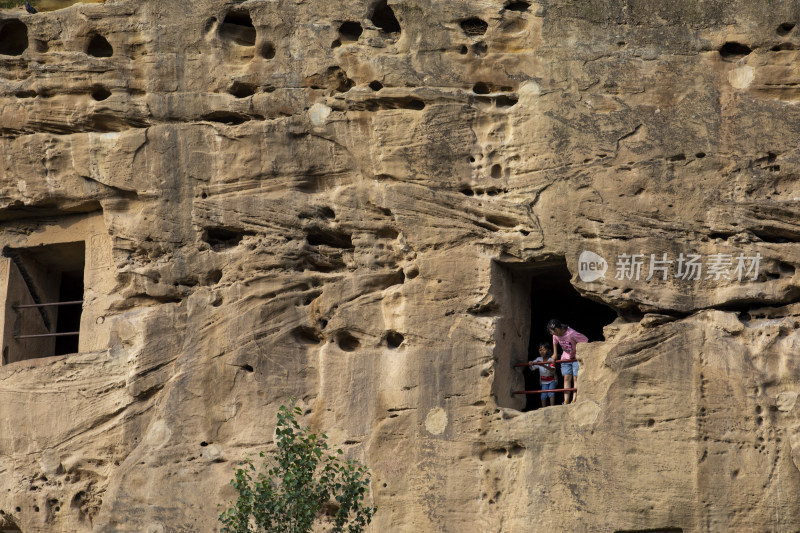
[0,0,799,531]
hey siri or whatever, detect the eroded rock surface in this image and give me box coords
[0,0,799,531]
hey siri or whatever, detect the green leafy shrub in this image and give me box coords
[220,402,376,533]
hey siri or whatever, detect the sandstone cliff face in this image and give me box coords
[0,0,799,531]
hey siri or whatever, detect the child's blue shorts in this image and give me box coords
[560,361,579,376]
[540,380,556,400]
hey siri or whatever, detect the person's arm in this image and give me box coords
[570,330,588,361]
[552,336,559,362]
[572,330,589,344]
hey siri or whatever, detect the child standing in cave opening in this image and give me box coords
[529,342,557,408]
[547,319,588,405]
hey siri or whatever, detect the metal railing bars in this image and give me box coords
[514,358,576,368]
[512,387,577,395]
[15,332,80,339]
[13,300,83,309]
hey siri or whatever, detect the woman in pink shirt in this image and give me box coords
[547,319,588,405]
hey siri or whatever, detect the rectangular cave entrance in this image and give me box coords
[522,259,618,410]
[492,258,618,411]
[1,241,85,365]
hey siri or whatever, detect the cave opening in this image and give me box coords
[219,11,256,47]
[86,34,113,57]
[338,21,363,42]
[492,258,617,411]
[91,85,111,101]
[370,0,401,34]
[54,268,84,356]
[522,259,618,410]
[1,241,85,365]
[460,17,488,36]
[0,20,28,56]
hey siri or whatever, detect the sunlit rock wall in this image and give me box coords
[0,0,799,531]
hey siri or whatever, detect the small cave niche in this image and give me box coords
[472,81,496,95]
[0,20,28,56]
[370,0,401,34]
[201,111,252,125]
[90,85,111,101]
[338,21,363,42]
[306,227,353,249]
[335,331,360,352]
[363,96,425,111]
[777,23,795,36]
[504,1,531,11]
[460,17,488,36]
[495,94,518,108]
[260,41,275,59]
[369,80,383,91]
[492,259,618,411]
[219,11,256,47]
[203,226,248,251]
[718,41,752,60]
[385,330,404,348]
[229,81,256,98]
[292,325,323,345]
[86,34,113,58]
[770,42,796,51]
[472,81,491,94]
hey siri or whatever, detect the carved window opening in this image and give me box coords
[1,242,85,364]
[492,259,617,411]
